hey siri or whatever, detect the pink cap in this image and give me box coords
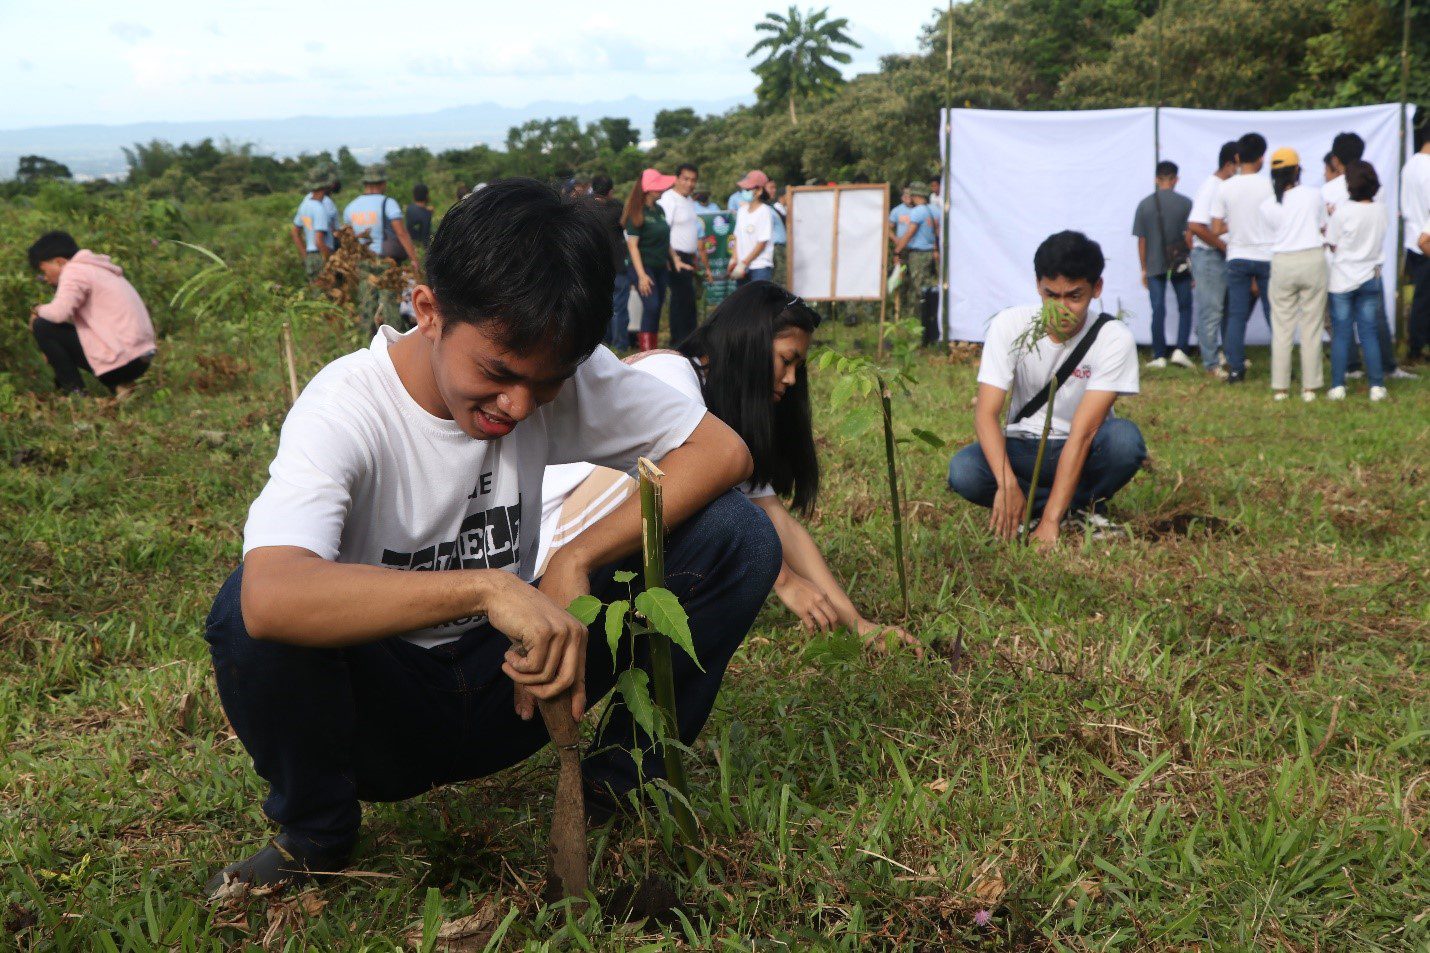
[737,169,769,189]
[641,168,677,193]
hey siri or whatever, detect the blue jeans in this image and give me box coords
[1190,247,1227,368]
[608,268,632,348]
[946,418,1147,517]
[737,266,774,287]
[1225,258,1271,376]
[1329,276,1385,388]
[204,491,780,857]
[634,265,670,335]
[1148,272,1193,358]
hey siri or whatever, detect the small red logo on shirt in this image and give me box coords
[1071,365,1092,379]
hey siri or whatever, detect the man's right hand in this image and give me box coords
[989,482,1027,540]
[484,574,589,713]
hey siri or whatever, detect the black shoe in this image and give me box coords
[204,833,349,899]
[1225,371,1245,384]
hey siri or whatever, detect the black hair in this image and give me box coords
[677,281,821,514]
[1155,160,1178,178]
[1344,160,1380,202]
[1237,133,1267,164]
[27,230,80,271]
[1416,120,1429,152]
[1033,231,1104,284]
[425,177,614,365]
[1331,132,1365,166]
[1271,164,1299,203]
[1218,141,1240,167]
[412,183,429,203]
[1323,151,1337,168]
[591,174,613,197]
[675,163,698,177]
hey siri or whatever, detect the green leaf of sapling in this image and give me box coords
[635,587,703,670]
[604,599,630,659]
[567,594,602,625]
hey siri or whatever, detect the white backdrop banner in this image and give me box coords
[942,104,1415,345]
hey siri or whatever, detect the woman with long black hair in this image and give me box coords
[1259,146,1328,401]
[538,281,916,654]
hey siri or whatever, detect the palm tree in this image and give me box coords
[748,6,862,125]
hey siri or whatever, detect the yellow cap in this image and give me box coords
[1270,147,1300,170]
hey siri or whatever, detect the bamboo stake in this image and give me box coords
[877,377,910,617]
[281,322,299,403]
[637,458,700,876]
[1020,376,1059,544]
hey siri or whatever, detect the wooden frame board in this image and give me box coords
[787,183,890,302]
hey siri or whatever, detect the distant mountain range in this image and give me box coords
[0,96,747,180]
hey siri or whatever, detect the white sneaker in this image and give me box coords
[1327,386,1346,400]
[1302,390,1317,403]
[1273,391,1289,401]
[1169,349,1194,368]
[1369,386,1388,402]
[1389,367,1419,380]
[1346,370,1365,380]
[1146,357,1168,369]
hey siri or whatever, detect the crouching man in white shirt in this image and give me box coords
[203,179,779,894]
[947,231,1146,546]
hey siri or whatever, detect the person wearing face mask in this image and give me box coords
[538,281,918,655]
[947,231,1145,547]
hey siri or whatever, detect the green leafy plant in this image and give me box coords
[817,319,944,617]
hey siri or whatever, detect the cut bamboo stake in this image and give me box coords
[535,694,587,904]
[1020,375,1059,544]
[637,457,701,876]
[877,377,910,617]
[280,322,299,404]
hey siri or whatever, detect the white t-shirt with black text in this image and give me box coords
[735,203,775,270]
[1260,186,1326,255]
[538,352,773,564]
[1187,174,1224,251]
[1327,201,1388,294]
[977,305,1139,441]
[1211,172,1275,262]
[243,328,708,648]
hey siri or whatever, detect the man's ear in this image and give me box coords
[1091,278,1104,302]
[412,284,443,344]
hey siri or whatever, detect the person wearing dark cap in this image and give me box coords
[291,175,333,281]
[405,184,434,253]
[344,164,419,332]
[892,183,940,345]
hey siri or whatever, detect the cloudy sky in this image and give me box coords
[2,1,937,129]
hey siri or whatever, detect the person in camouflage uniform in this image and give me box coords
[344,165,417,333]
[290,174,332,282]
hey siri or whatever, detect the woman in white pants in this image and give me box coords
[1259,147,1329,401]
[1264,146,1327,397]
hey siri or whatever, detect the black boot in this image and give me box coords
[204,832,350,899]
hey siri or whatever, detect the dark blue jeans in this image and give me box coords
[204,491,780,858]
[1148,272,1193,358]
[1329,276,1385,388]
[946,418,1147,517]
[608,268,632,348]
[737,266,775,287]
[1225,258,1271,376]
[634,265,671,335]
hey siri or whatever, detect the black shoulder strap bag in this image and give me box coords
[1009,313,1114,425]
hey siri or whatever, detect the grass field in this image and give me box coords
[2,274,1427,949]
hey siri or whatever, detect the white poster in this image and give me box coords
[790,185,888,301]
[942,104,1415,345]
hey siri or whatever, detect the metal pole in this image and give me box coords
[1395,0,1411,350]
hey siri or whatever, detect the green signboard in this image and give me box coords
[698,211,737,307]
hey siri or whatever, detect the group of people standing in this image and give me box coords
[1134,127,1430,402]
[587,165,788,351]
[289,162,427,331]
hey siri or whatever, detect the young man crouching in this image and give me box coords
[947,231,1147,545]
[204,178,780,895]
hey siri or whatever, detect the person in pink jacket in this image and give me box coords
[27,231,157,398]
